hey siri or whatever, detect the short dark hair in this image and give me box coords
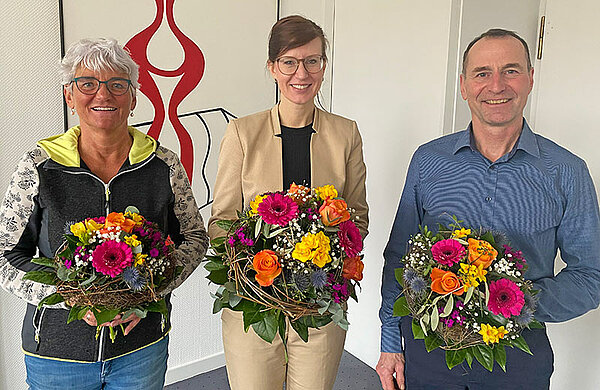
[462,28,532,74]
[268,15,328,63]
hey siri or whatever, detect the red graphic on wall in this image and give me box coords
[125,0,205,181]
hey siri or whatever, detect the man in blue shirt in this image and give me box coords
[376,29,600,390]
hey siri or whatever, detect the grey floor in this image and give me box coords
[164,350,381,390]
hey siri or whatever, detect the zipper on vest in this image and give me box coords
[33,307,47,351]
[97,327,106,361]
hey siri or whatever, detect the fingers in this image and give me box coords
[376,352,406,390]
[123,315,141,335]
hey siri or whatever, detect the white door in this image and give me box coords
[529,1,600,389]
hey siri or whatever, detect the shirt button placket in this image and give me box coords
[482,164,498,228]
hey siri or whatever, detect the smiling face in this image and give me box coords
[64,66,136,134]
[460,36,534,130]
[268,37,326,108]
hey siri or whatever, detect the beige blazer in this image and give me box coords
[208,104,369,239]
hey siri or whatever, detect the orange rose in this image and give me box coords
[253,250,282,287]
[467,238,497,268]
[342,256,364,281]
[104,212,136,233]
[319,198,350,227]
[430,268,464,295]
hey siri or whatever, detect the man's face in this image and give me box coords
[460,37,534,130]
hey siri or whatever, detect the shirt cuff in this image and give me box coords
[380,322,403,353]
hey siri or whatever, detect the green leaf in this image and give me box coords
[424,333,443,352]
[267,227,287,238]
[91,308,121,325]
[480,231,495,244]
[122,307,148,319]
[493,344,507,372]
[210,236,227,248]
[393,296,410,317]
[430,306,439,331]
[472,344,494,372]
[125,205,140,214]
[251,311,279,343]
[445,349,466,370]
[146,299,169,319]
[464,286,475,305]
[254,218,263,239]
[528,320,545,329]
[223,281,237,292]
[290,319,309,342]
[213,298,223,314]
[67,305,89,324]
[204,261,227,271]
[441,295,454,318]
[229,294,242,308]
[278,312,287,343]
[512,335,533,355]
[420,314,430,337]
[23,270,58,285]
[30,257,57,268]
[79,272,97,287]
[215,219,235,232]
[465,349,474,368]
[242,306,265,331]
[412,319,425,340]
[394,268,404,287]
[207,268,228,285]
[37,292,64,309]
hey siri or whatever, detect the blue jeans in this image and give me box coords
[25,335,168,390]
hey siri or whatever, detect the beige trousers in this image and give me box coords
[221,308,346,390]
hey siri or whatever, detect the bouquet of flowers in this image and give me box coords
[205,184,364,343]
[393,218,543,371]
[24,206,177,341]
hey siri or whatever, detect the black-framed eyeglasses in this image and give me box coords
[276,55,325,75]
[71,77,132,96]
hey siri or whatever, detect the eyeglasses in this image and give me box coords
[71,77,132,96]
[276,55,324,75]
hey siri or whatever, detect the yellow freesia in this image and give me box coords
[124,234,141,248]
[125,212,144,225]
[292,242,313,262]
[315,185,338,200]
[70,222,87,239]
[479,324,507,344]
[135,253,147,266]
[85,219,103,232]
[452,228,471,238]
[459,263,487,289]
[249,195,268,216]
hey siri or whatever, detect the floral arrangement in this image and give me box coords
[205,184,364,343]
[24,206,177,341]
[393,218,543,371]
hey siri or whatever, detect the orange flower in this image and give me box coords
[342,256,364,281]
[288,183,311,204]
[430,268,464,295]
[319,198,350,227]
[104,212,136,233]
[467,238,497,268]
[253,250,282,287]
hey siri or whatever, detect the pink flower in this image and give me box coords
[431,239,465,266]
[92,240,133,277]
[338,220,363,257]
[488,279,525,317]
[257,193,298,226]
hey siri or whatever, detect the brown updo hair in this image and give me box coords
[268,15,328,62]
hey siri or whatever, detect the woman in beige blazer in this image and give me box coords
[208,15,368,390]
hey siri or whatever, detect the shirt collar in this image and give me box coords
[452,118,540,159]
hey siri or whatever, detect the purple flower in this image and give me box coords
[431,239,465,266]
[149,248,160,258]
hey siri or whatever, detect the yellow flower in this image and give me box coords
[292,242,313,262]
[70,222,87,239]
[85,219,103,232]
[302,234,319,249]
[249,195,268,216]
[459,263,487,289]
[315,185,338,200]
[312,249,332,268]
[125,211,144,225]
[452,228,471,238]
[124,234,141,248]
[135,253,147,266]
[479,324,507,344]
[315,231,331,252]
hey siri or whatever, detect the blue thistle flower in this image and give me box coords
[121,267,147,292]
[523,291,538,312]
[310,269,328,289]
[293,272,311,291]
[515,307,535,326]
[403,269,419,286]
[410,277,428,294]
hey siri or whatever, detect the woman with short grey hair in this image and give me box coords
[0,37,209,389]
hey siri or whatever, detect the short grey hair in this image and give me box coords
[462,28,532,75]
[60,38,140,93]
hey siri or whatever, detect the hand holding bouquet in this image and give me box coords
[205,184,364,343]
[393,217,543,371]
[24,206,177,341]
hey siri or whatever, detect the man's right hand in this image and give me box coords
[376,352,405,390]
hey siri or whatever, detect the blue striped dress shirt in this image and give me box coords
[380,120,600,353]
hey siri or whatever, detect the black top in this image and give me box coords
[278,123,314,189]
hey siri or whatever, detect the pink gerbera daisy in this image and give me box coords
[431,239,465,266]
[488,279,525,317]
[257,193,299,226]
[337,220,363,257]
[92,240,133,277]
